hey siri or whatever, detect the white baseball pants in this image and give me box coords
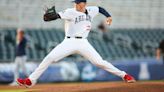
[14,55,27,81]
[29,38,126,83]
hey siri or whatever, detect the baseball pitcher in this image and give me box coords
[17,0,136,88]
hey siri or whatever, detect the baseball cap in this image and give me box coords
[72,0,87,4]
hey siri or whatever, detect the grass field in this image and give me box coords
[0,81,164,92]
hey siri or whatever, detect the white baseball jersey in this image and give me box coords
[58,6,99,38]
[29,6,127,85]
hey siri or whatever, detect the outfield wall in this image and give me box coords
[0,59,164,83]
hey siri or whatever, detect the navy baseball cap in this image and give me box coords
[72,0,87,4]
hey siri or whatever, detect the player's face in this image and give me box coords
[74,2,86,12]
[17,31,24,39]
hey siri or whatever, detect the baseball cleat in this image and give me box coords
[123,74,136,83]
[24,78,32,88]
[16,78,25,86]
[16,78,32,88]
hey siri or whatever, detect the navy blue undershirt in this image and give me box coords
[16,37,27,56]
[98,6,111,17]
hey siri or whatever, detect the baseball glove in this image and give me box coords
[45,6,56,14]
[44,6,59,21]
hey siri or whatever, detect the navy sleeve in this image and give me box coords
[98,6,111,17]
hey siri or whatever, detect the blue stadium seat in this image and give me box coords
[0,29,164,62]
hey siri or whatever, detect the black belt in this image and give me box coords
[67,36,82,39]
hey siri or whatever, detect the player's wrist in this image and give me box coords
[106,17,112,25]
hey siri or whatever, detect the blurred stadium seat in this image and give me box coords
[0,29,163,62]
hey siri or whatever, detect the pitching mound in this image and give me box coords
[0,81,164,92]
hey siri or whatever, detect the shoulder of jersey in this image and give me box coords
[64,8,76,13]
[65,8,75,11]
[86,6,98,11]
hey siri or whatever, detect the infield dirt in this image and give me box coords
[0,81,164,92]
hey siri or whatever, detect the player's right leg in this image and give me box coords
[17,40,76,87]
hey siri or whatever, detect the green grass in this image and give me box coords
[0,89,40,92]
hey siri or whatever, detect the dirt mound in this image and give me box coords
[0,81,163,92]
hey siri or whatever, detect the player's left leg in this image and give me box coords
[78,40,135,82]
